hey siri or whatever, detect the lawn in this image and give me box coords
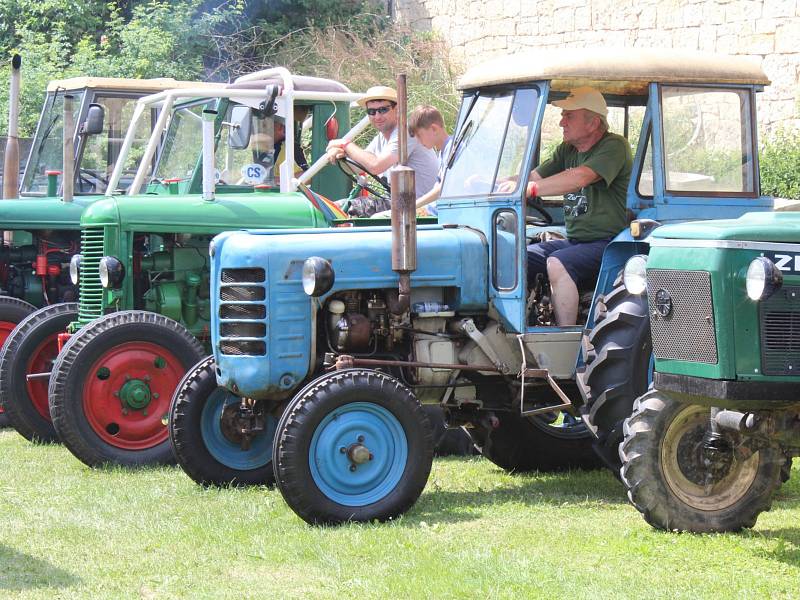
[1,429,799,599]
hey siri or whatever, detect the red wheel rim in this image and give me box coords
[0,320,19,416]
[82,341,185,450]
[25,332,60,421]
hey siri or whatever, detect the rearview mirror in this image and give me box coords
[228,105,252,149]
[80,103,105,136]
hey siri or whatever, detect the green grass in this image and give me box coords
[1,430,799,599]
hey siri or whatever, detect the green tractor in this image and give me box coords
[10,69,363,467]
[617,212,800,532]
[0,73,208,428]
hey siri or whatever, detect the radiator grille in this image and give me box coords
[760,286,800,376]
[77,227,105,324]
[218,267,267,356]
[647,269,718,363]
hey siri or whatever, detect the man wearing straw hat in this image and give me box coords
[327,85,438,209]
[503,86,632,327]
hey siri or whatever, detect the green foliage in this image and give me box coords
[760,128,800,200]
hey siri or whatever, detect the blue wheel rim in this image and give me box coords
[309,401,408,507]
[200,388,275,471]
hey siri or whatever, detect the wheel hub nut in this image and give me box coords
[348,443,371,465]
[118,379,151,410]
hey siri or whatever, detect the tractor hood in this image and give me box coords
[0,196,97,229]
[650,212,800,244]
[79,192,328,232]
[211,226,489,399]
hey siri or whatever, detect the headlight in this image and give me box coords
[99,256,125,289]
[746,257,782,301]
[622,255,648,295]
[302,256,335,297]
[69,254,82,285]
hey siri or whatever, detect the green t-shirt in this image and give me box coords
[537,132,632,242]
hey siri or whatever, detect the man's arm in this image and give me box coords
[327,138,397,174]
[416,181,441,209]
[534,166,600,196]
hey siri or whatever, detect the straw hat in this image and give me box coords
[357,85,398,107]
[553,86,608,117]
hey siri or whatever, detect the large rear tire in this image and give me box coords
[170,356,277,486]
[49,310,204,467]
[620,391,785,533]
[468,408,601,472]
[576,279,651,471]
[0,303,78,442]
[0,296,38,428]
[274,369,433,525]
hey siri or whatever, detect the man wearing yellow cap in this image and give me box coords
[521,86,632,326]
[327,85,438,206]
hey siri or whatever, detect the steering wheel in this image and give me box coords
[336,156,391,201]
[78,167,110,193]
[526,194,553,226]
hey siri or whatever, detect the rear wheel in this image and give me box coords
[576,278,651,471]
[49,311,204,467]
[0,296,38,428]
[170,356,277,486]
[274,369,433,525]
[469,408,601,472]
[620,391,785,533]
[0,303,78,442]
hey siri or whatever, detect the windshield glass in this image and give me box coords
[155,101,302,188]
[441,88,539,198]
[79,94,155,194]
[21,89,85,195]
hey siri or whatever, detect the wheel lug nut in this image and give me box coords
[339,446,347,453]
[349,464,357,472]
[357,435,364,443]
[369,453,374,461]
[144,375,151,382]
[153,393,159,399]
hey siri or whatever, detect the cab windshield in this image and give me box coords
[154,100,296,188]
[21,89,84,196]
[441,87,539,198]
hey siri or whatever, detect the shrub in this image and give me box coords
[760,128,800,200]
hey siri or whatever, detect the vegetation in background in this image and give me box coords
[760,128,800,199]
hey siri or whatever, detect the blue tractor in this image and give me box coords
[169,48,776,523]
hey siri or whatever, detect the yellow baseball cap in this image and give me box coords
[553,86,608,117]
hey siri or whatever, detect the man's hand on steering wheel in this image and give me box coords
[336,156,391,200]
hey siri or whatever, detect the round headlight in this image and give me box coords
[746,257,782,301]
[69,254,82,285]
[302,256,335,297]
[623,255,648,295]
[99,256,125,289]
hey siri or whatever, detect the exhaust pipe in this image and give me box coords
[390,73,416,314]
[62,94,75,203]
[3,54,21,200]
[201,109,217,201]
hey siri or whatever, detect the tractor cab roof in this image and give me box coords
[45,77,221,93]
[226,75,351,95]
[458,48,769,95]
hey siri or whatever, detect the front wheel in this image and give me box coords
[170,356,277,486]
[620,391,785,533]
[49,311,204,467]
[274,369,434,525]
[0,303,78,442]
[0,296,38,427]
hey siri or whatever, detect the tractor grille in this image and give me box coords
[647,269,718,363]
[760,286,800,376]
[78,227,105,324]
[218,267,267,356]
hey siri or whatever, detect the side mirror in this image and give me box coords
[80,103,104,135]
[228,105,252,149]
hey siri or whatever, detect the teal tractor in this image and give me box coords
[616,212,800,532]
[7,70,364,467]
[0,74,206,428]
[171,49,776,524]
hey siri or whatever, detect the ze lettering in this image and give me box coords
[772,254,799,272]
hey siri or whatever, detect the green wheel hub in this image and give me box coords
[118,378,153,410]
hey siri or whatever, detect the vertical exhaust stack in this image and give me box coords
[390,73,417,313]
[3,54,21,200]
[201,109,217,201]
[62,94,75,203]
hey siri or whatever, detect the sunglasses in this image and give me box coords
[366,105,394,116]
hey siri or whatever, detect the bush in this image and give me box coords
[760,129,800,200]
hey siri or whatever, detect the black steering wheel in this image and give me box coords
[336,156,391,201]
[526,195,553,227]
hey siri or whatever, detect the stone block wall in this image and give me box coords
[393,0,800,136]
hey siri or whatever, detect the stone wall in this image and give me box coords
[393,0,800,135]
